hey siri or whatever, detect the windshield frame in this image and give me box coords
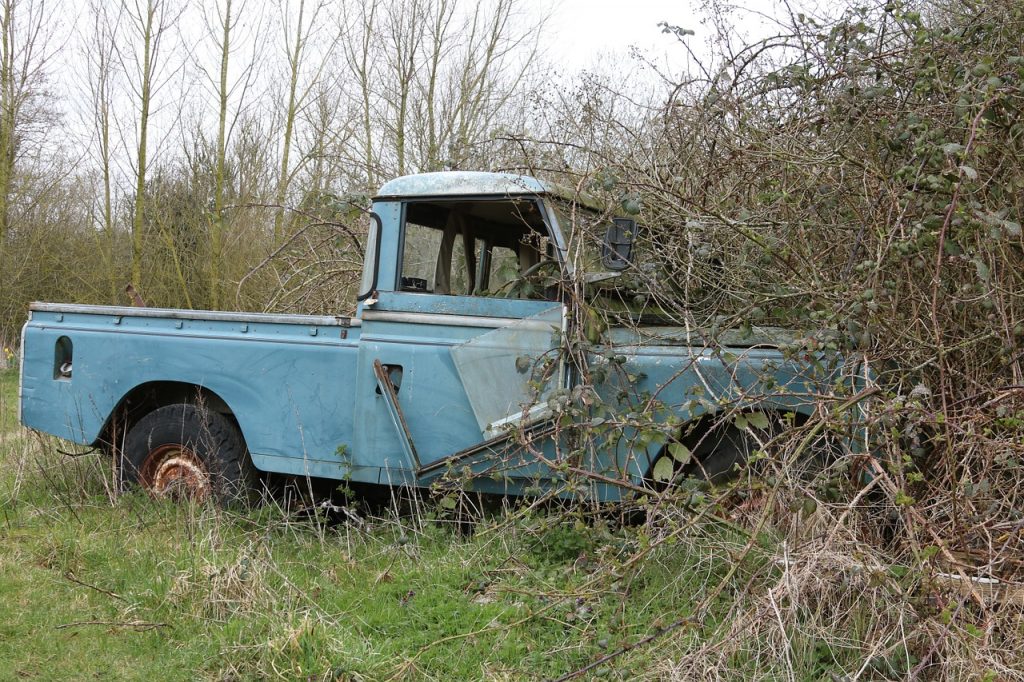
[356,212,383,301]
[547,198,626,282]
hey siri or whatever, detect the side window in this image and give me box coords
[400,219,475,295]
[398,199,560,300]
[400,220,442,292]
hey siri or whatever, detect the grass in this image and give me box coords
[0,368,759,680]
[4,368,1018,681]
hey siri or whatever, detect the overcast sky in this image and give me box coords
[542,0,690,69]
[535,0,825,73]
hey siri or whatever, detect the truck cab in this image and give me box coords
[353,172,602,487]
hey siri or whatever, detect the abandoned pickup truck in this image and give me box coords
[18,171,864,502]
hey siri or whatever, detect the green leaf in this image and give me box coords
[668,443,691,464]
[960,165,978,181]
[973,258,990,283]
[653,456,674,482]
[734,414,748,430]
[439,495,457,510]
[895,492,915,506]
[746,412,771,430]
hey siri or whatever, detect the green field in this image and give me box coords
[3,369,1013,681]
[0,369,765,680]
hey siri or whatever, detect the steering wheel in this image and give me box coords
[495,259,562,298]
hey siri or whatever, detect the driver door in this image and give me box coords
[354,197,570,482]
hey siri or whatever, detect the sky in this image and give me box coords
[40,0,834,186]
[542,0,691,69]
[535,0,824,73]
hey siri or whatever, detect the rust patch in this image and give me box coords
[139,443,210,501]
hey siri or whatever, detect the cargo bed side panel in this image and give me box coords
[20,309,363,480]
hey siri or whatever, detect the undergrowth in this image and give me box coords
[4,367,1022,681]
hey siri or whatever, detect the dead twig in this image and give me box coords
[64,572,130,604]
[55,620,167,631]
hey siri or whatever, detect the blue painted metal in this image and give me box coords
[19,305,365,481]
[372,358,420,469]
[19,171,860,500]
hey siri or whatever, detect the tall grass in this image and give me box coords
[5,362,1020,679]
[0,368,761,679]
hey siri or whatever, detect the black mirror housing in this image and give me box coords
[602,218,636,270]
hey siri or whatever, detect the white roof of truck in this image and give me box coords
[375,171,549,198]
[374,171,605,212]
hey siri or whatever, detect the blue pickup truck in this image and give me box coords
[18,172,862,503]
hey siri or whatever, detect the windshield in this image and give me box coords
[551,200,620,279]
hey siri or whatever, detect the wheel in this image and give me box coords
[681,423,755,484]
[121,403,259,505]
[659,413,843,488]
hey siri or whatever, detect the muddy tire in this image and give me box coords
[680,423,758,484]
[661,414,841,487]
[122,403,259,505]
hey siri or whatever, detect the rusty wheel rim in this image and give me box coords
[139,443,210,501]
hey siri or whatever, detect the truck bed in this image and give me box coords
[20,303,362,478]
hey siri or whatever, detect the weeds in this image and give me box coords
[3,358,1024,679]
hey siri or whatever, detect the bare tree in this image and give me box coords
[441,0,540,170]
[197,0,264,308]
[296,80,355,199]
[116,0,181,293]
[340,0,381,189]
[0,0,56,250]
[82,0,123,303]
[272,0,335,245]
[339,0,543,188]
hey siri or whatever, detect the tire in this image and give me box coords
[661,414,842,488]
[121,403,259,505]
[681,423,756,484]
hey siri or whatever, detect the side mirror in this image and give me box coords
[602,218,635,270]
[357,212,383,301]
